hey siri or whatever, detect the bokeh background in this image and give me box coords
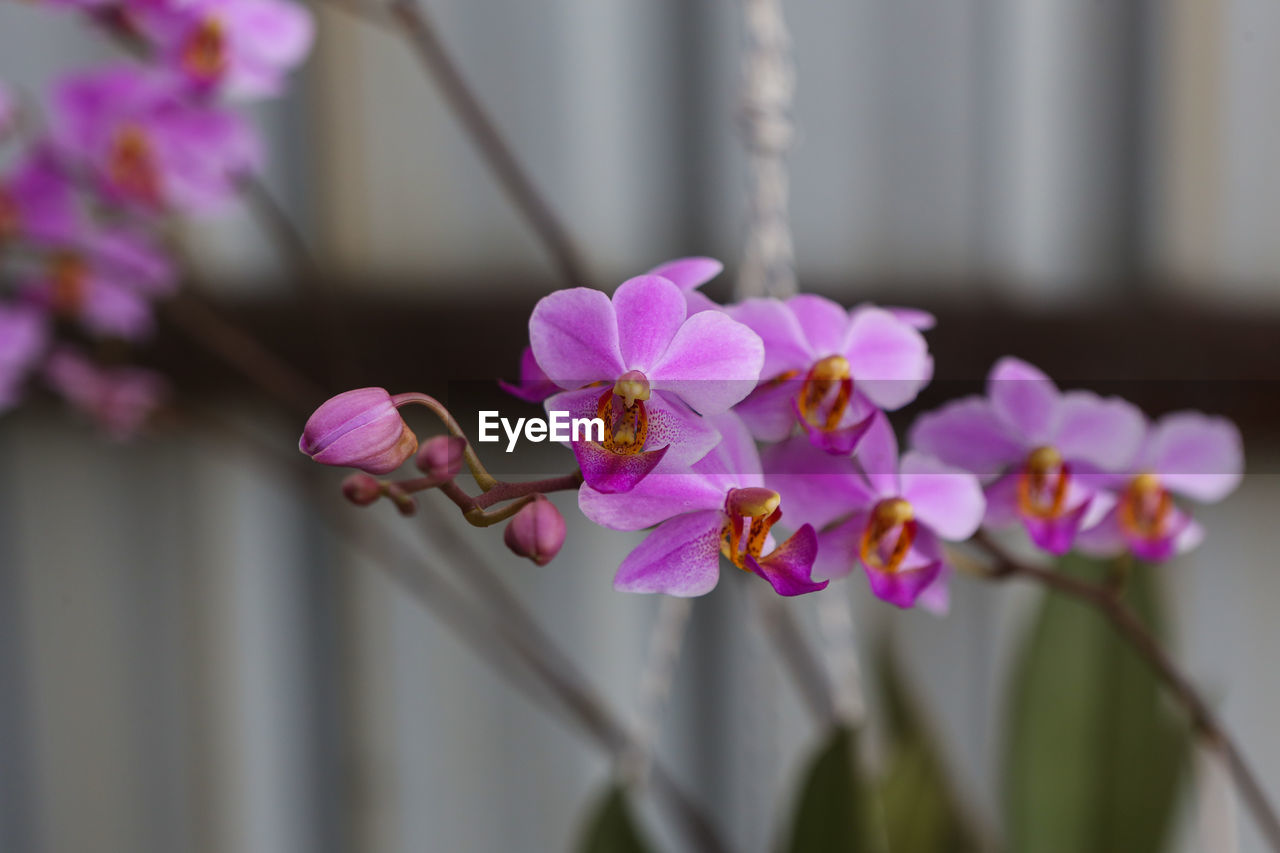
[1,0,1279,851]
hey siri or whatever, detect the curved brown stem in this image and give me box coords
[973,531,1280,851]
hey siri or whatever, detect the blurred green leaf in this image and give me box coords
[876,645,985,852]
[574,784,652,853]
[785,725,885,853]
[1005,555,1188,853]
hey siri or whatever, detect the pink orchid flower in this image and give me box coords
[766,414,984,611]
[910,357,1146,555]
[529,274,763,493]
[728,294,933,454]
[579,412,824,597]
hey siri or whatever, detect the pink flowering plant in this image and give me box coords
[5,0,1277,849]
[0,0,312,429]
[299,262,1244,611]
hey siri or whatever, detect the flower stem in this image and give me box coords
[752,583,838,727]
[382,0,591,289]
[973,531,1280,852]
[200,409,729,853]
[390,392,498,490]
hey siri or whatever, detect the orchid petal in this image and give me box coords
[499,346,558,403]
[692,411,765,488]
[1147,412,1243,503]
[614,511,723,597]
[1022,499,1092,555]
[881,306,936,331]
[1075,507,1128,558]
[900,451,986,540]
[916,565,952,615]
[748,525,827,596]
[684,289,724,316]
[843,307,933,410]
[729,298,813,377]
[529,288,625,388]
[908,397,1024,481]
[863,559,944,609]
[796,401,876,456]
[648,311,764,413]
[579,463,724,531]
[647,391,724,468]
[814,515,864,580]
[647,257,723,291]
[1052,391,1146,472]
[572,440,668,494]
[1174,518,1205,556]
[612,276,687,371]
[787,294,848,356]
[762,437,875,529]
[854,411,900,497]
[987,357,1060,445]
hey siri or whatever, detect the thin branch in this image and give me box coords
[200,410,729,853]
[379,0,590,288]
[752,584,838,727]
[239,173,362,388]
[624,596,695,786]
[410,506,730,853]
[164,290,325,414]
[973,531,1280,852]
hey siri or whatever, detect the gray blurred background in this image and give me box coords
[1,0,1279,851]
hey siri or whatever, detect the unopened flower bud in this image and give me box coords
[341,473,382,506]
[504,495,567,567]
[299,387,418,475]
[416,434,466,479]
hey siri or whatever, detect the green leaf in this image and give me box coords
[574,784,653,853]
[785,725,885,853]
[876,644,985,852]
[1004,555,1188,853]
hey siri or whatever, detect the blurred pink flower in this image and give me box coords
[131,0,315,99]
[0,304,51,412]
[44,347,168,439]
[52,64,261,212]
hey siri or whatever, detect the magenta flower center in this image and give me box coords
[1017,445,1071,519]
[594,370,651,454]
[0,188,18,241]
[859,498,916,574]
[797,354,853,432]
[108,125,161,205]
[183,17,230,83]
[1118,473,1173,540]
[721,487,783,569]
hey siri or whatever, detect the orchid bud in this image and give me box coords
[416,434,466,479]
[299,387,418,475]
[341,473,382,506]
[503,495,567,567]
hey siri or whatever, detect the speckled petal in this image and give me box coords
[614,510,723,597]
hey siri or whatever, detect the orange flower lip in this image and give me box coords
[48,252,88,315]
[108,125,162,205]
[182,17,230,83]
[596,377,650,455]
[1117,472,1173,539]
[1017,445,1071,520]
[721,487,783,569]
[860,498,916,573]
[797,354,853,432]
